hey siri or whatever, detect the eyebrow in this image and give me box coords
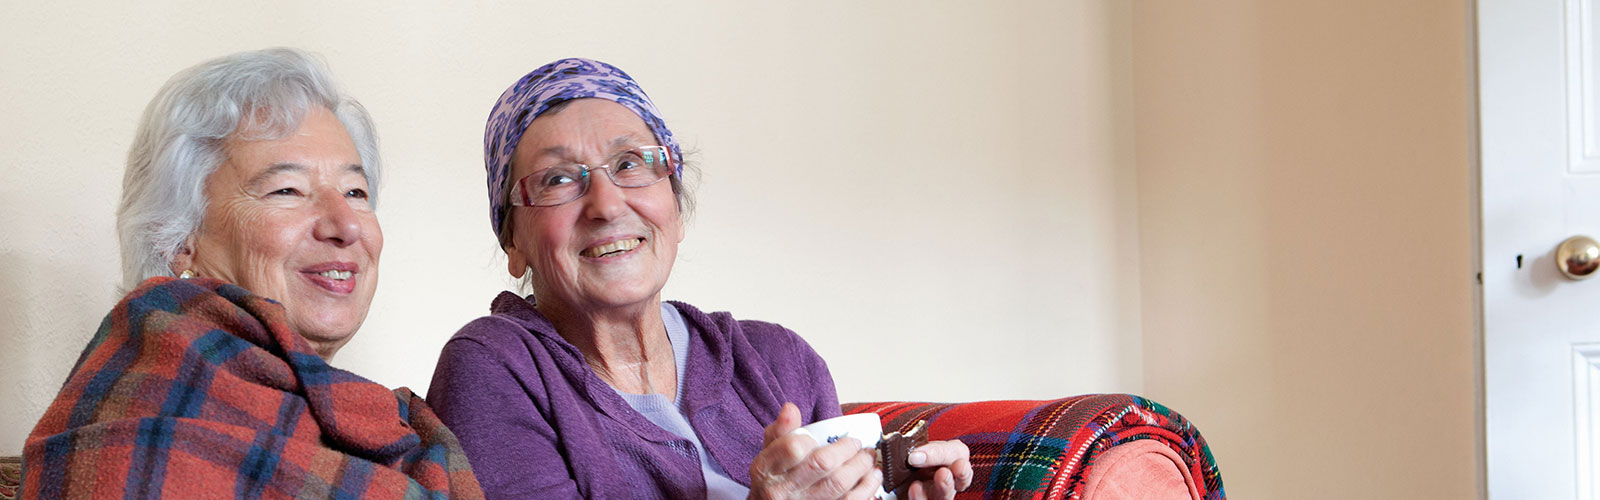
[245,163,367,187]
[530,134,651,163]
[609,134,643,151]
[246,163,305,187]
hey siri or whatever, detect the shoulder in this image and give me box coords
[450,314,530,345]
[432,294,565,395]
[430,308,556,414]
[446,292,554,350]
[737,318,815,358]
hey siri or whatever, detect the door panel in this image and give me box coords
[1481,0,1600,498]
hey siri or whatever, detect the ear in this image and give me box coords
[504,240,527,279]
[672,212,687,244]
[169,236,197,276]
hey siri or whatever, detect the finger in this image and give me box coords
[908,462,971,494]
[763,403,803,446]
[928,467,956,500]
[797,447,876,499]
[907,440,969,468]
[949,455,973,491]
[841,456,885,500]
[749,405,813,491]
[785,437,867,491]
[753,433,823,480]
[906,480,927,500]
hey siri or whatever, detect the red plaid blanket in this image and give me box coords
[845,395,1225,500]
[23,277,483,499]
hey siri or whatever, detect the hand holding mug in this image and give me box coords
[748,403,883,500]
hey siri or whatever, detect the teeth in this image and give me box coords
[319,270,352,280]
[582,238,642,258]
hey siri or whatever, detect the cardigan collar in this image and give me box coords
[485,291,736,437]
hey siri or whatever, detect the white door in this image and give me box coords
[1482,0,1600,498]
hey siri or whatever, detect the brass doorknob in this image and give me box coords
[1557,235,1600,280]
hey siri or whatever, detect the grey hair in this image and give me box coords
[116,47,380,290]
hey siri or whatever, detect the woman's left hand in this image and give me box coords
[900,439,972,500]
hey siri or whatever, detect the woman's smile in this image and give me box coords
[300,261,360,294]
[581,236,646,259]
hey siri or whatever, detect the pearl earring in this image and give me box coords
[179,270,195,279]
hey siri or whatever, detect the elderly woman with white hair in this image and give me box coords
[22,48,482,499]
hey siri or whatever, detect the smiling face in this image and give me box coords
[177,107,382,358]
[504,98,684,317]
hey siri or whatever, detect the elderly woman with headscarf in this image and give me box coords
[426,59,972,500]
[22,48,482,499]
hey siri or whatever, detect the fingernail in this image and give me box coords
[908,451,927,466]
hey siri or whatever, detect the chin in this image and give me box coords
[595,283,665,307]
[286,293,374,335]
[289,312,362,343]
[296,326,358,345]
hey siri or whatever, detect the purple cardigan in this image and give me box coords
[427,292,842,499]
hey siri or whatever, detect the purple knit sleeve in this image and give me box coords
[428,328,582,500]
[793,331,844,424]
[741,321,843,425]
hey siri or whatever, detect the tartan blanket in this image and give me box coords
[23,277,483,499]
[844,394,1225,500]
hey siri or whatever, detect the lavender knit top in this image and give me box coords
[427,292,842,499]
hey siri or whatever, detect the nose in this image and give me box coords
[580,169,629,221]
[312,189,363,247]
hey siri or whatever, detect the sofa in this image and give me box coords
[1,394,1223,499]
[0,457,15,500]
[846,394,1224,500]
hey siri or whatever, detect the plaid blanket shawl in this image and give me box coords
[845,394,1225,500]
[23,277,483,499]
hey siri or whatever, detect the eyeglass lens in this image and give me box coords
[516,146,673,207]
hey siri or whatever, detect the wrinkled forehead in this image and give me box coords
[511,99,659,168]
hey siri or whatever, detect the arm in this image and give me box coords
[744,321,841,423]
[428,336,583,500]
[793,331,843,424]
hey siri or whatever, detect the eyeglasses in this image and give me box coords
[509,145,677,207]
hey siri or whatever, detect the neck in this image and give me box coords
[536,295,677,397]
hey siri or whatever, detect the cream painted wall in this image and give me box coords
[0,2,1141,454]
[1134,1,1480,499]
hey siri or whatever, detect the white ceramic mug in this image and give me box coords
[790,413,896,499]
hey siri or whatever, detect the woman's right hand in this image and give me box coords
[749,403,884,500]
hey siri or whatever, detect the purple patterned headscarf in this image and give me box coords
[483,57,682,241]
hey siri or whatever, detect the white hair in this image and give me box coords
[116,47,381,290]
